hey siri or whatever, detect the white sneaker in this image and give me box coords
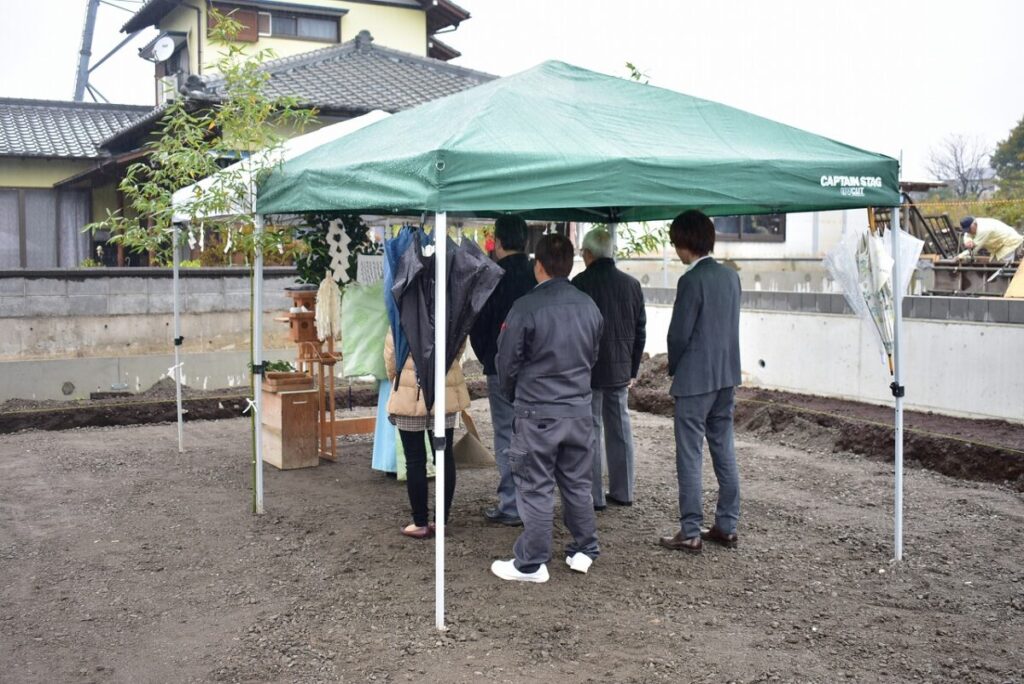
[565,552,593,574]
[490,559,549,583]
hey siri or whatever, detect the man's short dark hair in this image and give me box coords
[669,210,715,256]
[494,215,528,252]
[534,234,574,278]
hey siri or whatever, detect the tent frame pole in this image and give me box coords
[254,214,265,515]
[172,223,184,453]
[891,205,904,561]
[434,211,447,631]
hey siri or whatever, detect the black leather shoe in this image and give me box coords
[605,494,633,507]
[658,531,702,553]
[700,525,739,548]
[483,507,523,527]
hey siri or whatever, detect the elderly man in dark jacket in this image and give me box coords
[490,234,603,583]
[572,228,646,509]
[470,215,536,527]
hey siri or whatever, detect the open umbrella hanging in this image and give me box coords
[445,238,503,373]
[391,233,502,413]
[391,228,441,410]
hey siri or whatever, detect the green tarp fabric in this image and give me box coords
[341,281,389,380]
[257,60,899,221]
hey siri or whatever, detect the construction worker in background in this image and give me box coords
[957,216,1023,263]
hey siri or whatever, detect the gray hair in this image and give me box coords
[582,228,614,259]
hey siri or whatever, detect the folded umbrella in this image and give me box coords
[383,225,416,384]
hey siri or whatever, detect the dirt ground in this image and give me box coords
[631,355,1024,491]
[1,398,1022,683]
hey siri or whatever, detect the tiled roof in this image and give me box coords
[189,30,494,115]
[0,98,152,159]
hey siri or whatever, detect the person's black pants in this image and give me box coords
[399,427,455,527]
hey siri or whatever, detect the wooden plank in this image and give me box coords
[332,416,376,437]
[1004,262,1024,299]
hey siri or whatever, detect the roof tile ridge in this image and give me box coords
[0,97,153,112]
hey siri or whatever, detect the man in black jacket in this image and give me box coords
[470,215,536,527]
[572,228,646,509]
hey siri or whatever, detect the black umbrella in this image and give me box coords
[446,237,503,373]
[391,233,502,413]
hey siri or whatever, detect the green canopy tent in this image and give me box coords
[255,60,906,629]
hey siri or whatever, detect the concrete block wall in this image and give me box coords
[0,268,301,318]
[643,289,1024,423]
[0,268,305,363]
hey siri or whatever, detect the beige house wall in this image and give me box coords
[160,0,426,84]
[0,159,94,188]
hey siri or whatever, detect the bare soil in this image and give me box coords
[1,401,1022,683]
[0,378,487,436]
[631,355,1024,491]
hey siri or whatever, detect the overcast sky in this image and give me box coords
[1,0,1021,179]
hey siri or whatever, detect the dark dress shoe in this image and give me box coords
[700,526,738,548]
[483,507,523,527]
[594,503,607,511]
[605,494,633,507]
[658,531,702,553]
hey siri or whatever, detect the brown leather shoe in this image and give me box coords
[658,531,702,553]
[700,525,738,548]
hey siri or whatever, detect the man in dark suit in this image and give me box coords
[571,227,646,509]
[658,210,742,554]
[470,215,536,527]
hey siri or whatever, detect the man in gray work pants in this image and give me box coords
[490,234,604,583]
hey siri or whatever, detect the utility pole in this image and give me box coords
[74,0,102,101]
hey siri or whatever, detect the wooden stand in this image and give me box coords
[261,386,319,470]
[295,338,341,462]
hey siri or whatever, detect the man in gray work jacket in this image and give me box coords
[658,209,742,554]
[491,234,604,583]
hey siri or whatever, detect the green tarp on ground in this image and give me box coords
[257,60,899,221]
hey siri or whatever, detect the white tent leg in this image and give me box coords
[434,212,448,631]
[891,206,904,561]
[172,223,184,453]
[254,215,265,515]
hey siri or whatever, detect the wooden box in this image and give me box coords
[261,388,319,470]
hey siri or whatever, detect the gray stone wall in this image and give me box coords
[0,268,302,318]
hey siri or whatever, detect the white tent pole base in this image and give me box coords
[434,211,447,631]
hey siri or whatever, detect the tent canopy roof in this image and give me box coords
[172,110,389,223]
[256,60,899,222]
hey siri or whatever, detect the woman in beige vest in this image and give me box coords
[384,329,470,539]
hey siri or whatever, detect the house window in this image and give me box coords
[256,10,339,41]
[714,214,786,242]
[0,188,91,268]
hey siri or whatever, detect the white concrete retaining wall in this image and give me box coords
[645,303,1024,424]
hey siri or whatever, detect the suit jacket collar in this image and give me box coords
[686,255,715,274]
